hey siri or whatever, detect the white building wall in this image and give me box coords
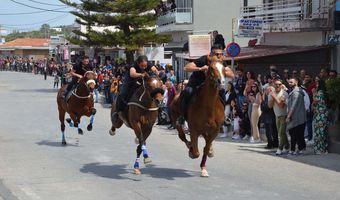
[262,31,324,46]
[193,0,249,47]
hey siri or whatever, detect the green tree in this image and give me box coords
[59,0,170,64]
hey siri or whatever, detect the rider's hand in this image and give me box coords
[199,65,209,71]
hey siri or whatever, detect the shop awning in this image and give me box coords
[225,45,332,61]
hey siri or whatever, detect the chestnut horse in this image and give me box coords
[170,56,226,177]
[109,76,164,175]
[56,71,97,145]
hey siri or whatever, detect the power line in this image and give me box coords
[27,0,65,7]
[0,6,69,15]
[9,0,72,13]
[1,13,70,27]
[3,15,72,32]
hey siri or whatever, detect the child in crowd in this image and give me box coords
[53,71,60,88]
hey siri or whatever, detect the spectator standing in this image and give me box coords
[169,69,177,85]
[303,74,316,143]
[234,67,247,108]
[312,79,329,154]
[248,82,262,143]
[103,74,112,104]
[286,78,307,155]
[53,71,60,88]
[262,85,278,149]
[268,79,290,155]
[212,30,226,50]
[166,80,177,129]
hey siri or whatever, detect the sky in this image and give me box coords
[0,0,79,34]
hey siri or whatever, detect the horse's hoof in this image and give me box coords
[133,168,141,175]
[62,141,67,146]
[208,148,214,158]
[189,150,199,159]
[189,151,194,159]
[109,129,116,136]
[200,169,209,177]
[87,124,93,131]
[66,118,72,124]
[78,129,83,135]
[134,137,139,144]
[144,157,152,164]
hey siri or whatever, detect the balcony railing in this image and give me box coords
[240,0,329,23]
[156,8,193,27]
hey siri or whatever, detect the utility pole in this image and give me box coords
[231,18,236,70]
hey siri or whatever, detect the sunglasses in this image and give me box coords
[214,53,223,56]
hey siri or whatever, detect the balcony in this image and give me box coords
[156,8,193,34]
[240,0,330,32]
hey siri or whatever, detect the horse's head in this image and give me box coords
[207,55,225,89]
[144,75,164,107]
[82,71,97,93]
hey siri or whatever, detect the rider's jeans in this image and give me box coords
[94,89,99,103]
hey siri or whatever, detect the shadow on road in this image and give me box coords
[12,88,58,93]
[237,145,340,173]
[36,140,79,147]
[80,162,195,181]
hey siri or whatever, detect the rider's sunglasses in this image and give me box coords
[214,53,223,56]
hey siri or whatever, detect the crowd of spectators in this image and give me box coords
[221,65,339,155]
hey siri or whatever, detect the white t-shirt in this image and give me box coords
[269,89,288,117]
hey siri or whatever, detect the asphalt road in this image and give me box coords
[0,71,340,200]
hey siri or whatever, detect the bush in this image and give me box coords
[326,77,340,107]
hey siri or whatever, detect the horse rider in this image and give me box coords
[176,44,235,125]
[63,55,94,98]
[115,55,159,114]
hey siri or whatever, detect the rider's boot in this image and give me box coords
[62,83,73,99]
[176,95,187,125]
[112,95,123,120]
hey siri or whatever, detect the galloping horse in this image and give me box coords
[110,75,164,175]
[170,56,226,177]
[56,71,97,145]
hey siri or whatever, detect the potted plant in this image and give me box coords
[325,77,340,153]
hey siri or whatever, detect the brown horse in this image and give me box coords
[110,75,164,175]
[57,71,97,145]
[170,56,226,177]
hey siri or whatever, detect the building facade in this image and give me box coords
[0,38,49,59]
[239,0,339,73]
[156,0,250,81]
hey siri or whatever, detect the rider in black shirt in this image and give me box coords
[115,55,159,113]
[63,55,94,97]
[176,44,235,125]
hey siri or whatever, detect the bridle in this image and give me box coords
[128,76,164,111]
[72,72,96,99]
[206,59,224,89]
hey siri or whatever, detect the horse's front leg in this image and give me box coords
[140,125,153,164]
[76,115,83,135]
[189,130,200,159]
[176,124,191,149]
[200,127,219,177]
[133,144,143,175]
[86,108,96,131]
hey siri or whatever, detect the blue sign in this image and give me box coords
[227,42,241,57]
[329,35,340,45]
